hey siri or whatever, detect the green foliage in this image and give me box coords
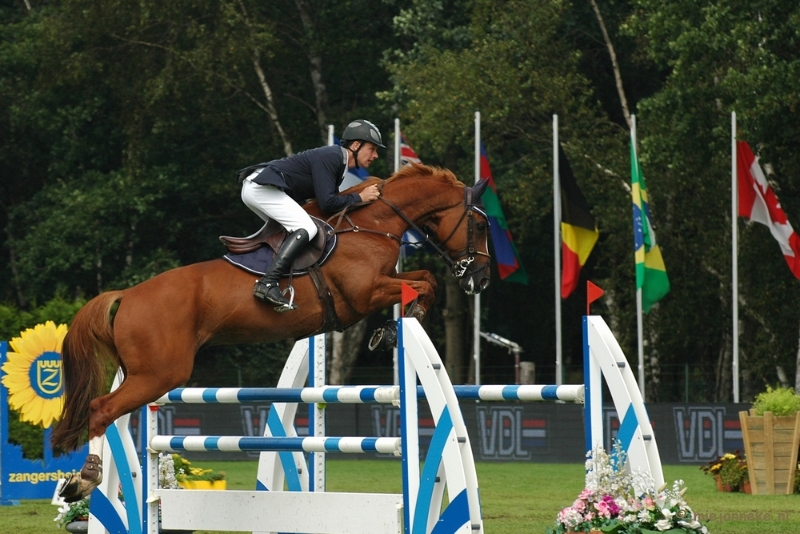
[752,386,800,416]
[0,294,85,341]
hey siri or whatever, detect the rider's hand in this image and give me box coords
[359,184,381,202]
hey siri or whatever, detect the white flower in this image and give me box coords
[53,503,71,523]
[655,518,673,531]
[679,518,704,530]
[158,453,179,489]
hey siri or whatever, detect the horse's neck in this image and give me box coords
[375,177,456,229]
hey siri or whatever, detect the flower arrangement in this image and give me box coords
[546,442,708,534]
[169,453,226,483]
[54,497,90,529]
[700,451,747,492]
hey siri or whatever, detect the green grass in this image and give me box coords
[2,461,798,533]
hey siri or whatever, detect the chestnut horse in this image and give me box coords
[52,164,491,501]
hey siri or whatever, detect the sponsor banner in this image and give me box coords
[144,402,748,464]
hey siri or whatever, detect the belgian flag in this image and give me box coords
[560,146,599,298]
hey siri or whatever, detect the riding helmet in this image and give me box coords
[340,119,386,148]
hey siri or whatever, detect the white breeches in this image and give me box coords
[241,179,318,239]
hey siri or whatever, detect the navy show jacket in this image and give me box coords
[240,145,362,214]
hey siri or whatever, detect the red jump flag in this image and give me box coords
[586,281,604,316]
[401,283,419,316]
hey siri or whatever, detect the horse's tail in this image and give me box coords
[51,290,124,452]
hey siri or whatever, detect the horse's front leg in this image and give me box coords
[366,270,437,351]
[367,269,437,321]
[393,270,438,320]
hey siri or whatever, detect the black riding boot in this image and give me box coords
[253,229,310,311]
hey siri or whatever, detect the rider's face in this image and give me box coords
[355,142,379,168]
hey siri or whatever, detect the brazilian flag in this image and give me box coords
[631,136,670,312]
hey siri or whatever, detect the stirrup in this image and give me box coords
[255,282,296,313]
[270,286,297,313]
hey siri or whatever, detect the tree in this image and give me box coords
[628,0,800,399]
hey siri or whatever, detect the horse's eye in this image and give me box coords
[477,222,487,232]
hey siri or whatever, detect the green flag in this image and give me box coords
[631,137,670,312]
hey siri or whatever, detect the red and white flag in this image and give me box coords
[738,141,800,278]
[400,132,422,166]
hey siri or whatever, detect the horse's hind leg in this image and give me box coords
[60,372,184,502]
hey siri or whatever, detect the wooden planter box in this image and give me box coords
[739,410,800,495]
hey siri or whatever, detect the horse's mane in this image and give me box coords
[387,163,458,185]
[324,164,460,206]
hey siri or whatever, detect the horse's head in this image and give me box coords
[412,169,492,295]
[438,177,492,294]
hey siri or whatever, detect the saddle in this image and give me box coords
[220,218,342,334]
[219,217,335,274]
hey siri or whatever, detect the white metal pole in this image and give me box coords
[553,114,563,385]
[393,118,402,386]
[474,111,482,386]
[327,124,334,146]
[732,111,740,403]
[632,115,646,399]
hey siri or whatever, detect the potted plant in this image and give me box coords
[739,386,800,495]
[546,442,708,534]
[169,453,227,490]
[699,451,749,492]
[54,497,90,532]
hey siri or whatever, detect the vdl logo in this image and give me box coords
[673,407,727,462]
[476,406,531,460]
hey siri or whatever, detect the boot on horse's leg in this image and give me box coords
[59,437,104,502]
[253,228,310,312]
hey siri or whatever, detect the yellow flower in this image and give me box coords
[1,321,68,428]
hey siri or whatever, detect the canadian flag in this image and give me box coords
[738,141,800,278]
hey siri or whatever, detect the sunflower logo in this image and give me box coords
[1,321,68,428]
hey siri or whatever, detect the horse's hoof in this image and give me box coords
[408,303,425,322]
[59,473,100,503]
[368,320,397,352]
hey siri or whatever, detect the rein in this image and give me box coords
[328,180,491,279]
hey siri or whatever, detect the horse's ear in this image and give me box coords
[472,178,489,199]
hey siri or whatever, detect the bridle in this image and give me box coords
[330,181,491,280]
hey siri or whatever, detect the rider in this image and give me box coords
[238,119,384,311]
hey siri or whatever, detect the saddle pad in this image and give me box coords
[223,222,337,277]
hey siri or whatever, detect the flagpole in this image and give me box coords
[731,111,740,403]
[553,114,563,385]
[632,115,646,399]
[474,111,482,386]
[393,118,402,386]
